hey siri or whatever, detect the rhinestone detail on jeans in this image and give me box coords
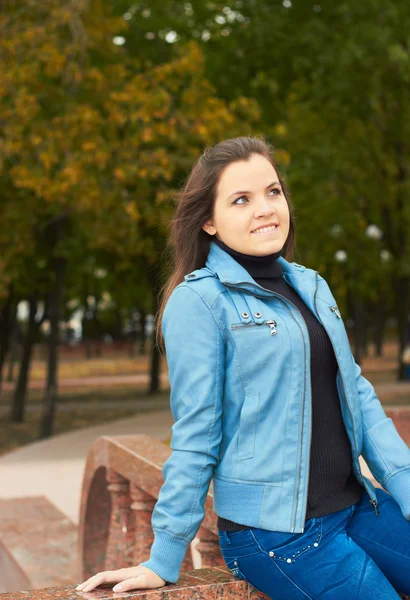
[271,521,322,564]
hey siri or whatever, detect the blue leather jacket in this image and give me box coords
[140,240,410,583]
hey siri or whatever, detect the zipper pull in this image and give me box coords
[265,320,277,335]
[369,498,380,516]
[329,305,341,319]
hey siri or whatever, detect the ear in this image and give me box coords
[202,220,217,236]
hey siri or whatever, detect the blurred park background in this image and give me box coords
[1,0,410,455]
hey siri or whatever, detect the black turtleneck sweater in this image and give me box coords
[214,237,364,531]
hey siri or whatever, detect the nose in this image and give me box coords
[253,196,275,218]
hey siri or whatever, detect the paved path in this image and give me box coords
[0,408,174,525]
[2,373,169,391]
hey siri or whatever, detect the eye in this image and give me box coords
[232,187,281,205]
[232,196,248,205]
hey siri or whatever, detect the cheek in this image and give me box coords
[279,203,290,224]
[230,212,252,231]
[214,205,246,227]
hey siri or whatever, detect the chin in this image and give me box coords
[251,238,283,251]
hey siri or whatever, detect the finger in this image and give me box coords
[112,574,147,592]
[76,570,127,592]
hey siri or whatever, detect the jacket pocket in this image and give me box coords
[231,320,278,336]
[237,391,260,461]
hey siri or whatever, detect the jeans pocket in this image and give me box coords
[218,528,255,549]
[225,557,247,580]
[223,552,269,596]
[251,517,323,565]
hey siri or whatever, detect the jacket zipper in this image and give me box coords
[231,320,277,335]
[314,281,380,516]
[329,305,341,319]
[224,274,380,526]
[223,280,308,533]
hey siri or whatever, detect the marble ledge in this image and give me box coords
[0,567,269,599]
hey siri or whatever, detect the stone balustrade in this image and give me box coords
[77,433,226,578]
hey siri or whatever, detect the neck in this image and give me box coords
[213,237,284,279]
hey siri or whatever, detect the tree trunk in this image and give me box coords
[0,287,16,398]
[149,297,160,396]
[6,318,19,383]
[361,302,370,357]
[10,297,38,422]
[40,256,65,438]
[373,298,386,357]
[391,139,409,380]
[114,308,122,339]
[128,308,136,358]
[139,309,147,355]
[395,276,410,380]
[348,289,363,366]
[147,268,161,395]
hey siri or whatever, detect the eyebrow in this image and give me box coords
[227,181,281,200]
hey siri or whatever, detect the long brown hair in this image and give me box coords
[155,135,297,354]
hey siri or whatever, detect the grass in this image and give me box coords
[8,353,169,381]
[0,386,171,457]
[0,383,170,406]
[29,357,153,380]
[0,407,137,457]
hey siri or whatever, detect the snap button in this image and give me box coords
[287,558,292,563]
[234,561,237,565]
[254,312,262,318]
[241,312,249,318]
[269,551,274,557]
[314,542,318,547]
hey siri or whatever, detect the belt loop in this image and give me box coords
[219,530,231,544]
[224,287,254,324]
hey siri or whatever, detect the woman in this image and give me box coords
[76,136,410,599]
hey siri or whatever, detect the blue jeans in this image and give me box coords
[218,487,410,599]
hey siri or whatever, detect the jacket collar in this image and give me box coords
[205,239,317,299]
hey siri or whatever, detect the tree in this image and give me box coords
[0,0,261,433]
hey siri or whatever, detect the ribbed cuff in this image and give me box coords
[385,469,410,520]
[139,529,191,584]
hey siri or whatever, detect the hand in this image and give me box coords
[75,565,167,593]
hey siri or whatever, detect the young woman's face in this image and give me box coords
[202,153,290,256]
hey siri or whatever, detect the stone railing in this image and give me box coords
[0,433,269,598]
[0,574,264,599]
[78,434,226,579]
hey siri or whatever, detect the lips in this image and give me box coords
[251,222,279,233]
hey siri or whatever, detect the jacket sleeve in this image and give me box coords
[355,358,410,519]
[139,284,225,583]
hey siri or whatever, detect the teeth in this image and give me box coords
[252,225,277,234]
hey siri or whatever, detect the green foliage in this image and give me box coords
[0,0,258,309]
[1,0,409,329]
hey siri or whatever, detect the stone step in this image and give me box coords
[0,496,80,593]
